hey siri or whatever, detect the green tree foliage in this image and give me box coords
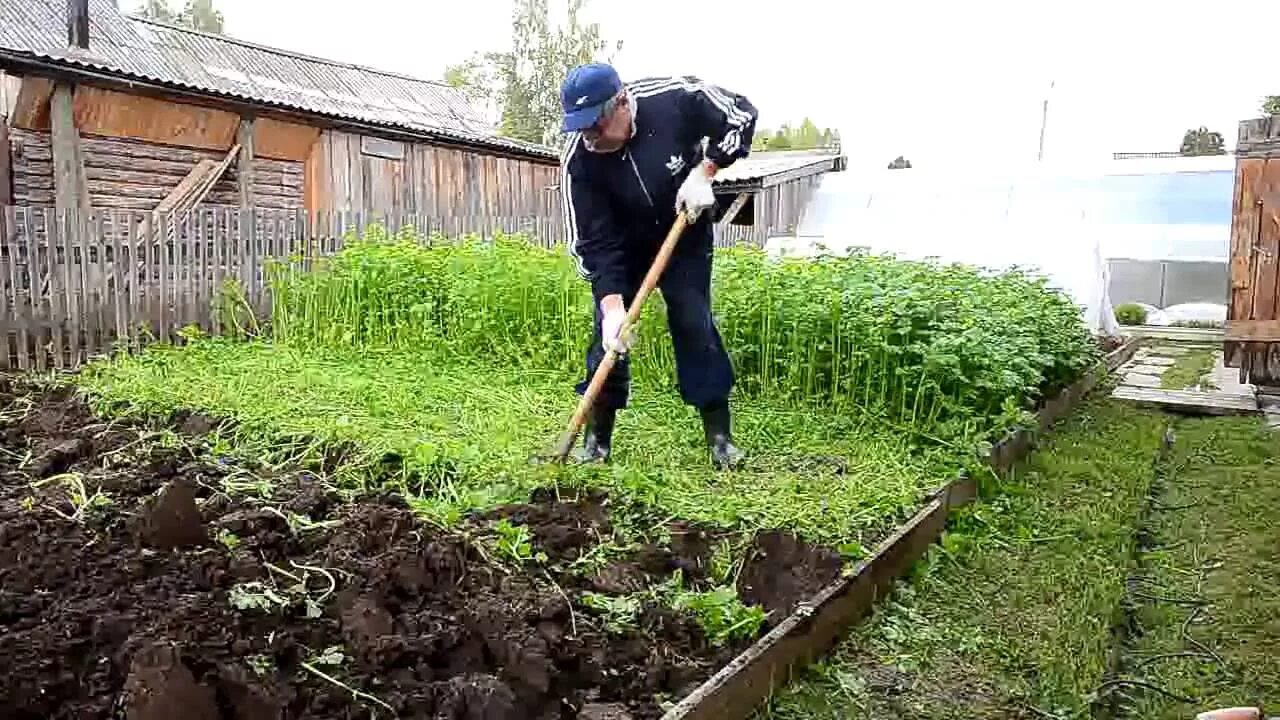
[1264,96,1280,116]
[1179,126,1226,157]
[751,119,839,152]
[136,0,176,22]
[887,155,912,169]
[444,0,620,147]
[135,0,224,34]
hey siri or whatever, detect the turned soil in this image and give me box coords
[0,378,838,720]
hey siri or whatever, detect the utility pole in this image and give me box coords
[1038,80,1054,162]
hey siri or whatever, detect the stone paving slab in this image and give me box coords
[1132,356,1177,367]
[1122,373,1163,388]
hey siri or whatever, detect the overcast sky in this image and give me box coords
[178,0,1273,171]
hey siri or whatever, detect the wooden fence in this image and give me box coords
[0,206,564,371]
[0,203,769,371]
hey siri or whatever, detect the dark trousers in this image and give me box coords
[576,243,734,411]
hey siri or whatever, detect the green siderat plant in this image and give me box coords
[266,225,1096,439]
[1114,303,1148,326]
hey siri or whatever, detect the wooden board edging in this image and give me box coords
[1123,325,1224,342]
[661,336,1140,720]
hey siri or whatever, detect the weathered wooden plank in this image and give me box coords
[1112,385,1258,415]
[13,211,32,371]
[1225,318,1280,342]
[0,210,9,368]
[211,209,226,336]
[0,119,11,218]
[716,193,752,230]
[9,76,53,130]
[1251,159,1280,323]
[153,160,219,214]
[172,212,186,331]
[55,208,77,369]
[361,136,405,161]
[125,212,140,349]
[244,208,259,314]
[138,212,152,343]
[400,146,416,215]
[1232,159,1266,320]
[199,209,211,331]
[51,84,89,258]
[304,132,327,215]
[73,85,240,152]
[418,145,436,216]
[159,212,171,342]
[83,210,101,360]
[238,117,255,208]
[253,116,320,162]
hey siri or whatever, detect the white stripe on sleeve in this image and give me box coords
[560,133,588,278]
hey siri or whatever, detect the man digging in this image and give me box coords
[558,62,758,469]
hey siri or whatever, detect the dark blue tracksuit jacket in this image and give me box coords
[560,76,758,411]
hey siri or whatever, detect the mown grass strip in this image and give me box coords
[759,396,1168,719]
[1122,416,1280,718]
[79,339,957,545]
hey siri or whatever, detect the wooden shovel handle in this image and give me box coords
[551,212,691,459]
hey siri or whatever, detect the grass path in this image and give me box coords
[1122,416,1280,718]
[763,396,1280,719]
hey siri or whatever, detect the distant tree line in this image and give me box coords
[134,0,225,34]
[444,0,620,147]
[1179,126,1225,157]
[751,119,840,152]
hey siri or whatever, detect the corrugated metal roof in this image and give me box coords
[0,0,557,160]
[716,149,843,185]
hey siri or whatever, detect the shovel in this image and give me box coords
[538,211,692,464]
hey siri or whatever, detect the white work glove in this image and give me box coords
[601,304,637,354]
[675,161,717,222]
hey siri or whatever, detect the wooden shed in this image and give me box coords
[0,0,561,236]
[710,150,847,247]
[1225,116,1280,386]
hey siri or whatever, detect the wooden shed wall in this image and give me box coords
[9,128,304,210]
[1225,116,1280,385]
[306,130,560,218]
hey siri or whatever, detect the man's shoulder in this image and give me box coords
[626,75,702,98]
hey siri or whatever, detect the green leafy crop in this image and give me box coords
[266,226,1097,439]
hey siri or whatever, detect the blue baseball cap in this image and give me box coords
[560,63,623,133]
